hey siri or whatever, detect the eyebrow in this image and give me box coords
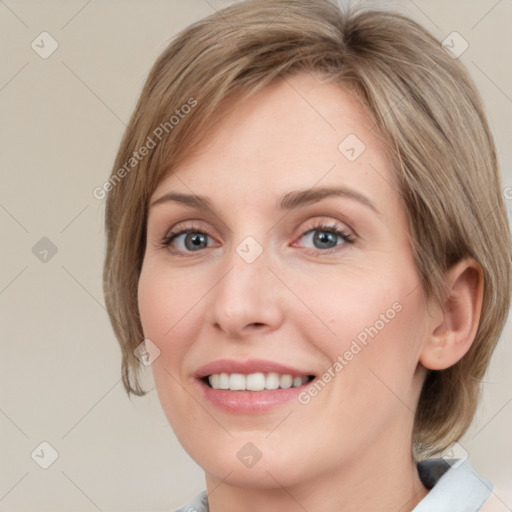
[150,186,380,215]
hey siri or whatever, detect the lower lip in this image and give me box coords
[196,378,312,414]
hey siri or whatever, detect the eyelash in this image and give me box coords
[158,221,355,258]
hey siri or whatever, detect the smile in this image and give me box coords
[206,372,313,391]
[194,359,318,413]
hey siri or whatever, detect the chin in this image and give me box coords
[181,432,322,490]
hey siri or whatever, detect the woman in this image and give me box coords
[102,1,511,510]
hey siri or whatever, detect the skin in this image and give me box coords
[138,72,483,512]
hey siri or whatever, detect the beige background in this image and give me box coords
[1,0,511,510]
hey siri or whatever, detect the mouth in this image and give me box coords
[202,372,315,391]
[194,359,317,413]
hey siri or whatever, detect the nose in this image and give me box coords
[206,240,285,340]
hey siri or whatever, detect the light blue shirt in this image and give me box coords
[173,458,493,511]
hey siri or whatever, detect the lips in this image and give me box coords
[194,359,317,414]
[195,358,314,378]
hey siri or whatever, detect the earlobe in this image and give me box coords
[419,259,484,371]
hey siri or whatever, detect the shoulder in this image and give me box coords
[414,458,493,511]
[172,490,209,512]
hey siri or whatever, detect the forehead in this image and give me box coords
[151,73,398,214]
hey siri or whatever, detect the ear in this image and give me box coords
[419,258,484,370]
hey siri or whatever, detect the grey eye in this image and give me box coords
[176,232,210,251]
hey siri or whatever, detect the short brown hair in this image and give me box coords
[102,0,511,458]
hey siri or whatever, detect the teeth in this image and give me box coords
[246,373,266,391]
[266,372,280,390]
[207,372,310,391]
[218,373,229,390]
[210,374,220,389]
[280,374,293,389]
[228,373,246,391]
[293,376,303,387]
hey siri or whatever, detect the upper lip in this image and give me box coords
[194,359,315,379]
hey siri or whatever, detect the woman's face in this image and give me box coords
[138,73,430,489]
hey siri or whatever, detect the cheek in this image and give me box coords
[306,265,426,397]
[137,264,195,411]
[138,265,206,434]
[138,264,172,337]
[304,271,412,354]
[137,263,202,349]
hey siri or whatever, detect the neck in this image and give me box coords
[205,416,429,512]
